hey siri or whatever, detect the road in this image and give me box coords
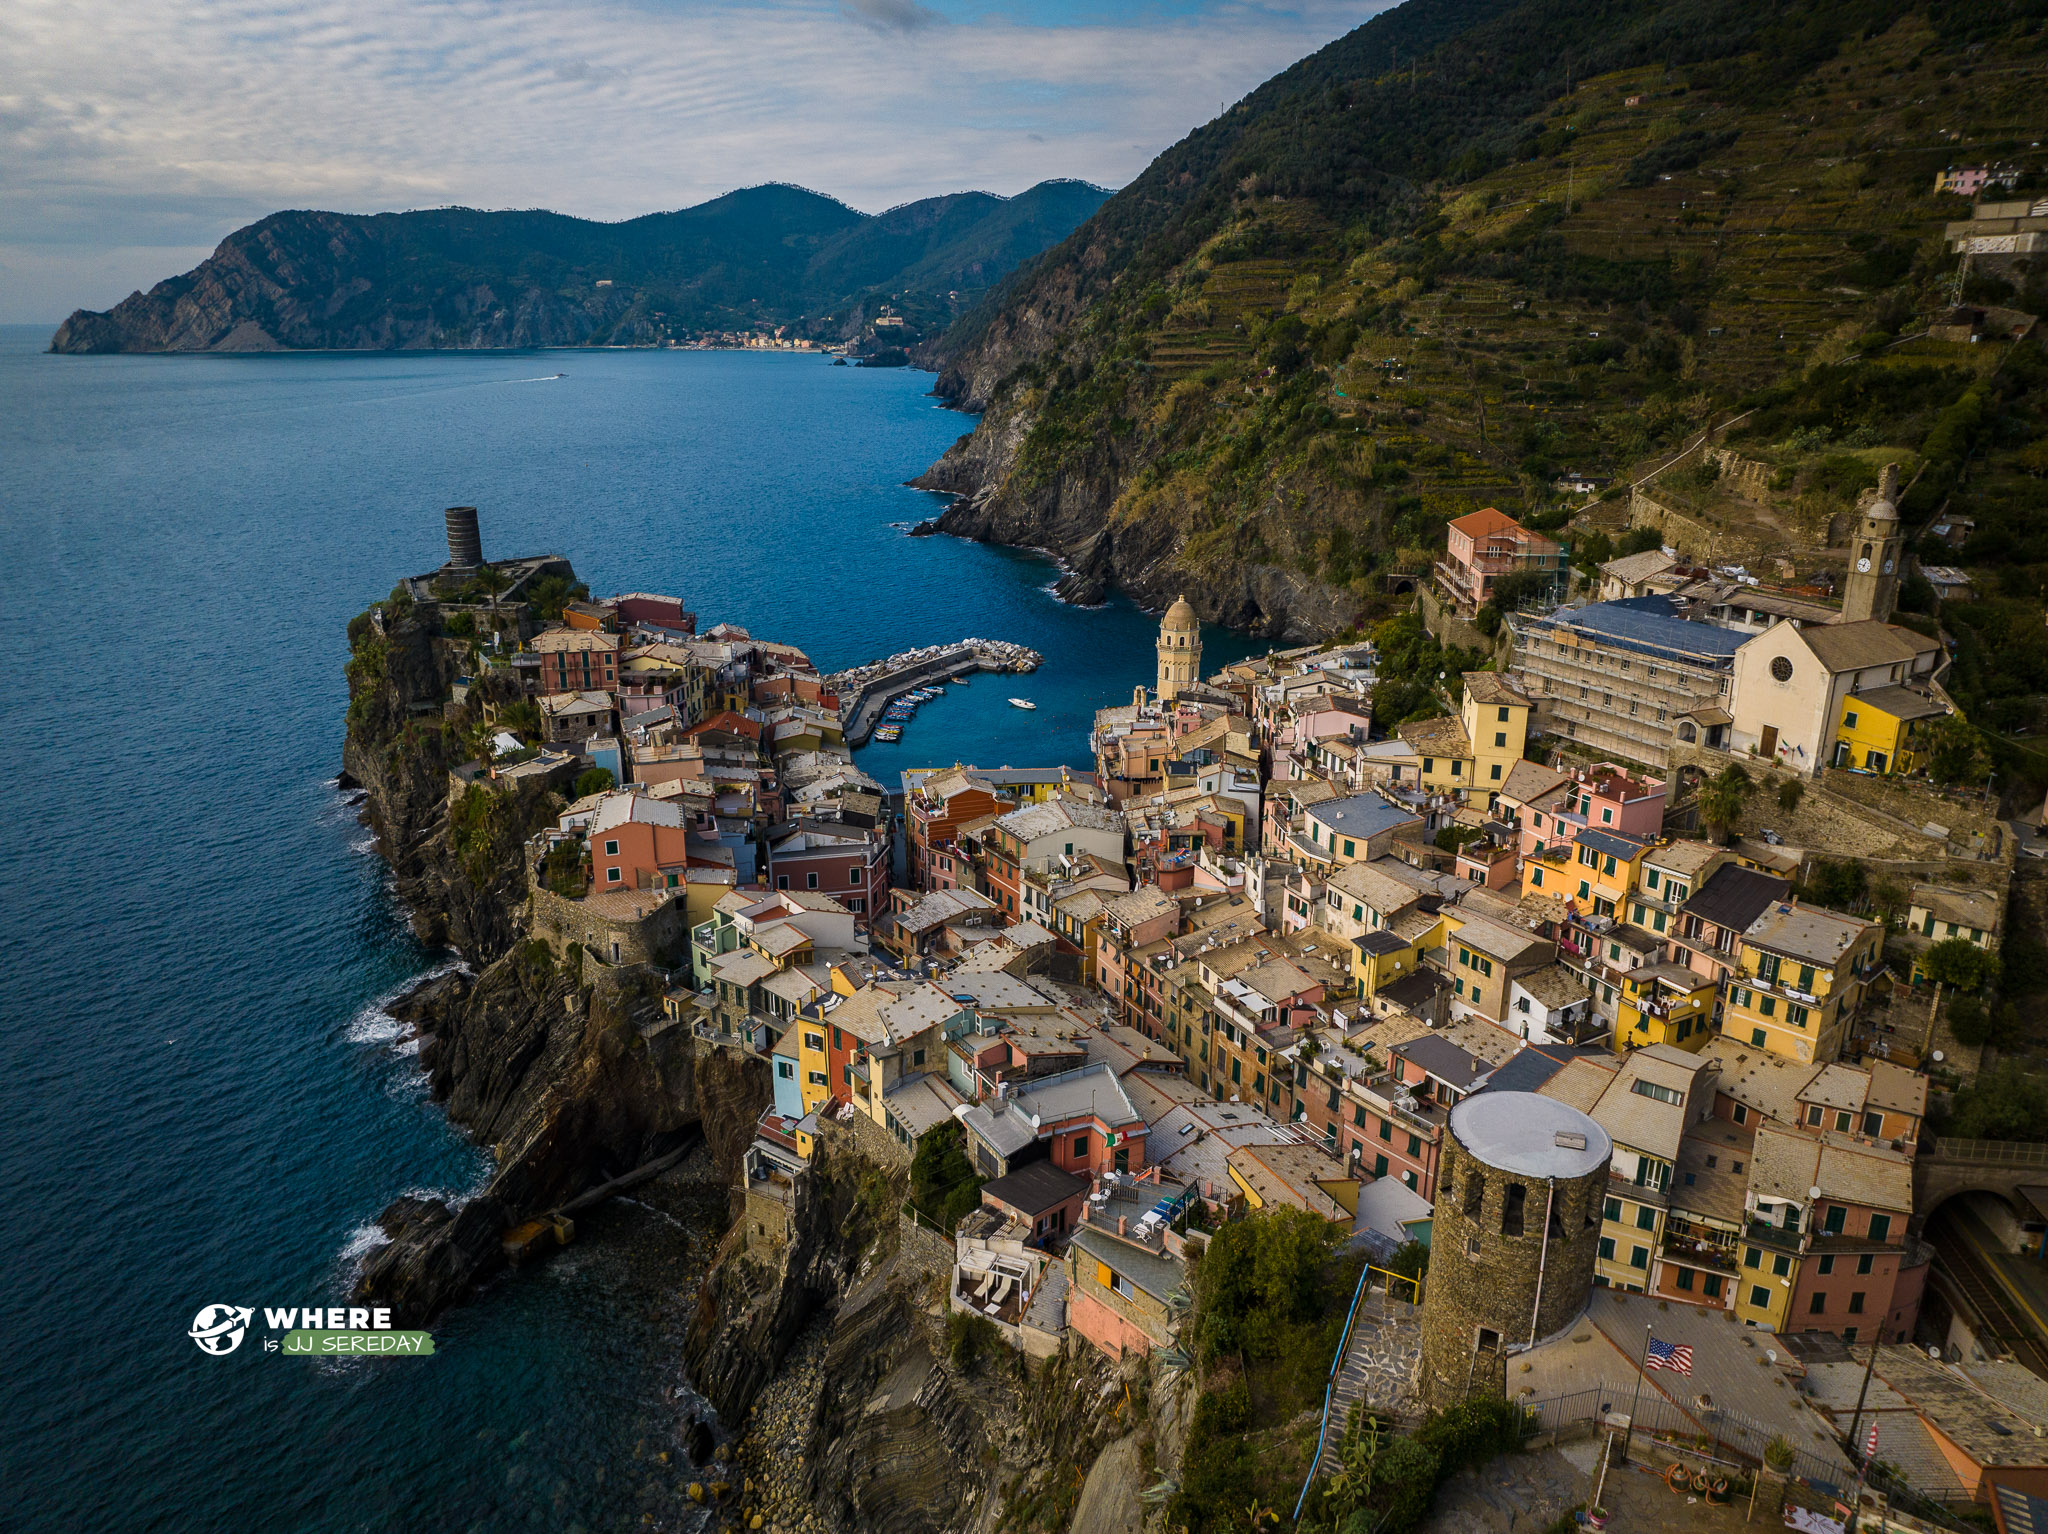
[1925,1202,2048,1379]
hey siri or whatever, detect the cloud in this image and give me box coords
[842,0,944,33]
[0,0,1386,321]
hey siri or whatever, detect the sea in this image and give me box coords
[0,326,1262,1531]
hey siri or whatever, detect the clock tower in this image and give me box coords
[1842,463,1903,624]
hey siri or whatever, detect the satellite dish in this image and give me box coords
[1766,1349,1778,1364]
[1932,1050,1945,1063]
[1809,1186,1822,1200]
[1929,1347,1943,1360]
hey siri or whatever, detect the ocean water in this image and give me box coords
[0,326,1258,1530]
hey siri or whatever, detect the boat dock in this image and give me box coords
[833,639,1042,747]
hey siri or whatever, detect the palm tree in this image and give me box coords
[1699,764,1752,844]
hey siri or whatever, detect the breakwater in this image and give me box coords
[830,638,1041,747]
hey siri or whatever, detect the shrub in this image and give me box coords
[946,1310,1002,1372]
[1923,937,1998,993]
[1777,780,1805,813]
[573,767,615,799]
[909,1121,984,1232]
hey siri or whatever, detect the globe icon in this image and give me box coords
[189,1305,253,1355]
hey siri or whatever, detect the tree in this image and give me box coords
[1572,528,1614,575]
[1777,779,1805,813]
[908,1121,984,1232]
[1925,716,1990,787]
[1616,525,1664,556]
[1871,876,1910,926]
[1804,859,1868,912]
[1698,764,1751,843]
[573,767,616,799]
[1922,936,1998,993]
[1940,1066,2048,1142]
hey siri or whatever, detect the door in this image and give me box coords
[1759,725,1778,759]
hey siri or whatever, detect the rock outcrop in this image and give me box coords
[341,585,768,1324]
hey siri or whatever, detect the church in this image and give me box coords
[1155,594,1201,702]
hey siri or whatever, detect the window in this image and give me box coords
[1498,707,1510,722]
[1630,1245,1649,1270]
[1072,1133,1090,1159]
[803,1032,825,1053]
[1834,1110,1851,1132]
[1733,1105,1748,1125]
[1503,1184,1527,1237]
[1809,1293,1827,1315]
[604,840,620,856]
[1868,1214,1891,1242]
[1631,1080,1683,1106]
[1605,1197,1622,1222]
[912,1048,926,1067]
[1676,1267,1695,1291]
[1407,1133,1421,1156]
[850,867,862,886]
[1343,839,1355,857]
[775,1060,795,1080]
[1751,1285,1772,1309]
[1599,1237,1616,1261]
[1495,732,1507,748]
[1464,1173,1485,1218]
[1374,1154,1389,1178]
[1862,1111,1883,1136]
[606,867,622,884]
[1844,710,1859,730]
[1848,1291,1866,1314]
[1824,1206,1847,1235]
[1857,1253,1874,1275]
[1773,1254,1791,1277]
[1636,1206,1657,1231]
[1379,1118,1394,1142]
[1703,1275,1723,1298]
[1818,1255,1835,1275]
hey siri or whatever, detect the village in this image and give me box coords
[403,480,2048,1534]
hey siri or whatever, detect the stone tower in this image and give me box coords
[1418,1093,1612,1409]
[1156,594,1201,702]
[1842,464,1903,624]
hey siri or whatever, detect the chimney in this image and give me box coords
[1118,1215,1128,1236]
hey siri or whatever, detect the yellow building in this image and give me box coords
[1614,962,1718,1052]
[1395,714,1474,798]
[1460,671,1532,802]
[1561,829,1654,917]
[1905,883,2001,984]
[1830,686,1951,775]
[1586,1047,1708,1293]
[1719,903,1882,1064]
[1438,910,1550,1023]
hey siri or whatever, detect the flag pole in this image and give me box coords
[1623,1323,1653,1463]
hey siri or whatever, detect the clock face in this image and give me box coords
[1856,558,1871,573]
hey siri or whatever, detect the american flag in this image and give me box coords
[1645,1337,1694,1376]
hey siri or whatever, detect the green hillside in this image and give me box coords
[50,181,1110,354]
[921,0,2048,766]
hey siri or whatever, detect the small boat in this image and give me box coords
[1008,697,1037,710]
[873,725,903,742]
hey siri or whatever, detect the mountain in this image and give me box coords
[915,0,2048,641]
[48,180,1111,354]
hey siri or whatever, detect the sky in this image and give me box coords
[0,0,1385,323]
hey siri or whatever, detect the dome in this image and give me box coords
[1161,595,1198,632]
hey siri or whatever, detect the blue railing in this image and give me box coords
[1293,1261,1376,1521]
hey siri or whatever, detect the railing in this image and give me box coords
[1745,1218,1805,1253]
[1930,1137,2048,1165]
[1518,1382,1852,1495]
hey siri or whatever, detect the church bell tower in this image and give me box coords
[1156,595,1201,702]
[1842,463,1903,624]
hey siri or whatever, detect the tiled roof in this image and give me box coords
[1682,864,1792,933]
[1799,621,1941,673]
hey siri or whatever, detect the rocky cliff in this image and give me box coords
[340,586,768,1324]
[685,1132,1143,1534]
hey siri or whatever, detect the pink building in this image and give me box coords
[1434,507,1568,617]
[1516,763,1665,860]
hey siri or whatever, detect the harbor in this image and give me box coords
[828,638,1042,747]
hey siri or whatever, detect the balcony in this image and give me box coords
[1745,1217,1805,1254]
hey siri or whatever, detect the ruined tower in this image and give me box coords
[1418,1093,1612,1409]
[1156,594,1201,702]
[1841,464,1903,625]
[444,505,483,570]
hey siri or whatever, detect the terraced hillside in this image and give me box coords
[919,0,2048,671]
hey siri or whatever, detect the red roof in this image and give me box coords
[1447,506,1526,539]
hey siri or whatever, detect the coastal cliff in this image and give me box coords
[684,1131,1147,1534]
[50,182,1110,355]
[913,0,2033,642]
[341,585,768,1324]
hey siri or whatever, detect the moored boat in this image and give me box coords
[1008,697,1036,710]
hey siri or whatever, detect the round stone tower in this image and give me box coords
[1841,463,1902,624]
[1418,1092,1612,1409]
[1156,594,1201,702]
